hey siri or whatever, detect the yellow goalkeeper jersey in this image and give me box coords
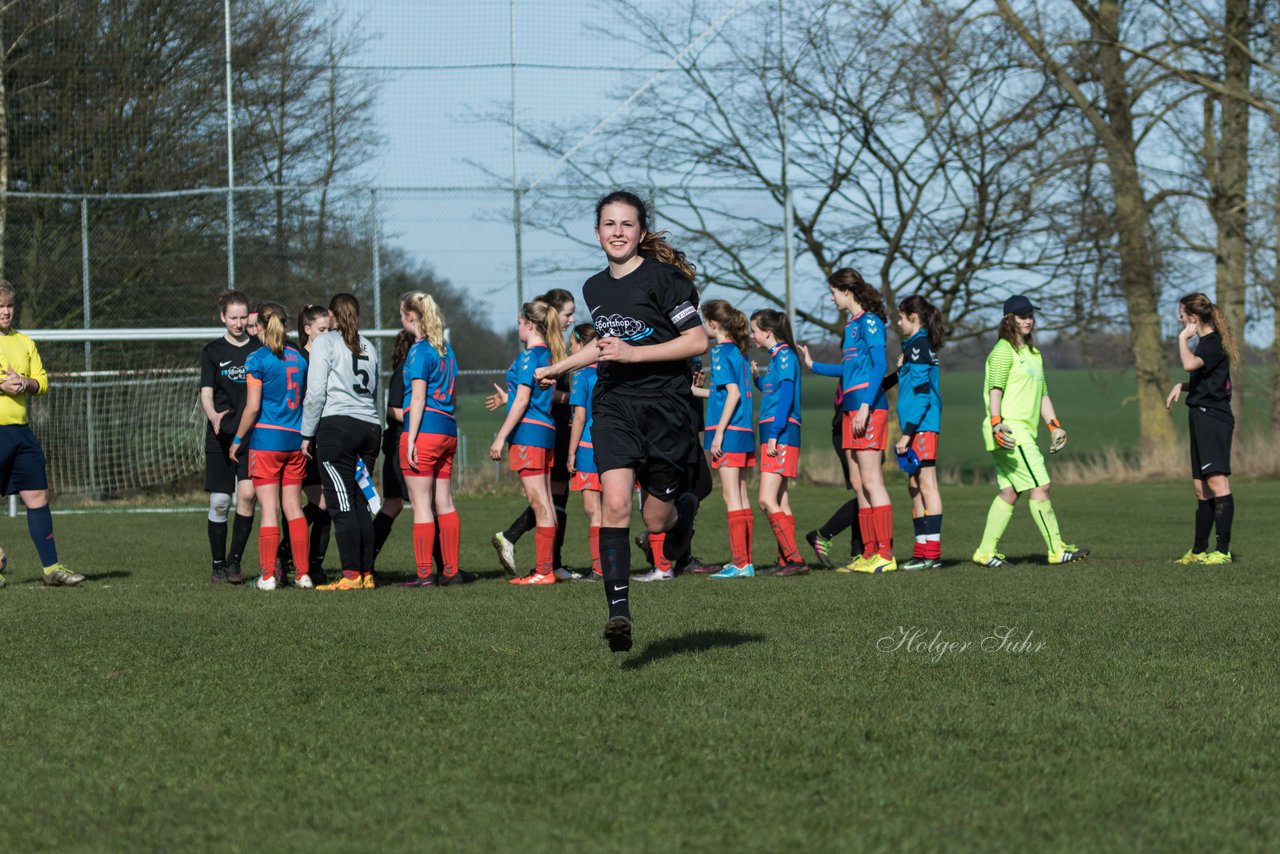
[0,329,49,426]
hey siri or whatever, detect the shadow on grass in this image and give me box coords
[622,629,766,670]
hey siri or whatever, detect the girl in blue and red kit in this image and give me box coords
[799,268,896,573]
[230,303,311,590]
[881,295,944,570]
[751,308,806,576]
[692,299,757,579]
[489,300,566,584]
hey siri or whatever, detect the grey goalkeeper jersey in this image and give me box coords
[301,331,381,436]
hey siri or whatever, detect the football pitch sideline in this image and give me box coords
[1,481,1277,851]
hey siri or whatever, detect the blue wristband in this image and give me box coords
[232,435,241,446]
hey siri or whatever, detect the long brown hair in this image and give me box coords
[595,190,697,281]
[828,268,884,319]
[572,322,599,346]
[402,291,448,356]
[997,313,1038,353]
[1180,292,1239,365]
[390,329,415,370]
[522,300,567,363]
[258,302,289,357]
[297,303,327,350]
[329,293,362,356]
[750,308,796,351]
[703,298,749,353]
[898,295,945,350]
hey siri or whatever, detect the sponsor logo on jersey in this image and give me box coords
[592,311,652,341]
[222,365,247,382]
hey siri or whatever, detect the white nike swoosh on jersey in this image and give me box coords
[219,360,232,367]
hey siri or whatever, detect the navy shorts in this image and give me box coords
[0,424,50,495]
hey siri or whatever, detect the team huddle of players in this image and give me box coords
[196,189,1240,652]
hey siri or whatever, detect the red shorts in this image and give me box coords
[509,444,553,477]
[910,431,939,463]
[570,470,601,492]
[249,449,307,486]
[400,432,457,479]
[842,408,889,452]
[711,451,756,470]
[759,443,800,478]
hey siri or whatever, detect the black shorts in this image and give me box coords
[302,453,322,489]
[381,425,407,501]
[1189,407,1233,478]
[551,402,572,483]
[0,424,49,495]
[205,431,250,493]
[591,386,699,499]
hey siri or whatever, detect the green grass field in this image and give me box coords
[2,481,1277,850]
[452,366,1278,485]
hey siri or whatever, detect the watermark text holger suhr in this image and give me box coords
[877,626,1046,663]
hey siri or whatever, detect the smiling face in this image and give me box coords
[595,202,646,266]
[751,320,773,349]
[222,302,249,339]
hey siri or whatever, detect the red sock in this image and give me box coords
[768,512,798,564]
[784,513,802,563]
[728,509,753,568]
[650,532,672,571]
[412,521,436,578]
[535,525,556,574]
[438,511,460,576]
[873,504,894,558]
[257,525,279,581]
[745,511,755,564]
[287,516,309,578]
[588,525,601,573]
[858,508,875,558]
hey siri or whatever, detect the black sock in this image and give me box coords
[1213,494,1234,554]
[552,491,569,567]
[372,510,397,558]
[228,512,254,565]
[208,520,228,565]
[307,505,331,571]
[599,526,631,620]
[504,507,536,543]
[1193,499,1214,553]
[818,499,857,541]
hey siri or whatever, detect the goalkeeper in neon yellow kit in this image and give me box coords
[973,296,1089,567]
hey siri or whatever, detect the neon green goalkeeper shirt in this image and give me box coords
[981,338,1047,451]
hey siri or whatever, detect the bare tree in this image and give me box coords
[514,1,1087,350]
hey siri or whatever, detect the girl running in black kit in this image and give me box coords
[1166,293,1238,565]
[536,190,707,652]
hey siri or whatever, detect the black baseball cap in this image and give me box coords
[1003,295,1038,316]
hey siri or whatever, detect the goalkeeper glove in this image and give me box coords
[1047,419,1067,454]
[991,415,1016,450]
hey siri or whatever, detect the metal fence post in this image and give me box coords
[82,197,97,495]
[371,188,382,366]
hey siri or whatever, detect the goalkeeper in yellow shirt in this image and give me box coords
[973,295,1089,567]
[0,280,83,588]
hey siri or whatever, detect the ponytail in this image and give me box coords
[522,300,567,363]
[402,291,448,356]
[258,302,289,358]
[1180,292,1240,365]
[898,294,945,350]
[329,293,361,356]
[749,308,796,351]
[572,323,599,346]
[703,299,750,353]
